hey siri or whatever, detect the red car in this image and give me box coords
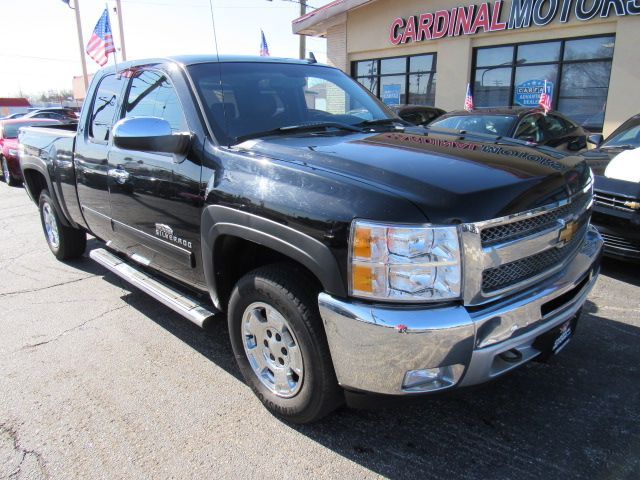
[1,118,60,186]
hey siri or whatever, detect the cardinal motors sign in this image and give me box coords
[389,0,640,44]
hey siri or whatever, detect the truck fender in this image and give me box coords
[201,205,346,310]
[22,159,74,229]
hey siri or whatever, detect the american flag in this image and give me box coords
[260,30,270,57]
[539,80,552,114]
[464,83,474,112]
[86,9,116,67]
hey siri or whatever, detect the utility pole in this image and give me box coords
[115,0,127,61]
[299,0,306,59]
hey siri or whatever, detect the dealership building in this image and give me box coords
[293,0,640,135]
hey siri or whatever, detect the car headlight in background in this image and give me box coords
[349,220,461,302]
[8,148,19,157]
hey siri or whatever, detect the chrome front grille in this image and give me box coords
[482,224,587,292]
[460,185,593,306]
[481,194,590,246]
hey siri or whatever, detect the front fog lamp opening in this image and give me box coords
[349,221,462,302]
[402,364,465,392]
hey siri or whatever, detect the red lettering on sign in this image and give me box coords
[417,13,433,41]
[471,2,491,33]
[447,7,459,36]
[490,1,507,30]
[401,15,417,43]
[453,5,475,36]
[432,10,450,39]
[389,17,404,45]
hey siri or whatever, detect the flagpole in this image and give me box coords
[106,3,119,74]
[115,0,127,61]
[73,0,89,94]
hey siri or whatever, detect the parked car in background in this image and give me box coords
[591,147,640,261]
[22,107,78,124]
[389,105,445,126]
[1,112,26,120]
[581,113,640,175]
[429,107,591,153]
[1,118,61,186]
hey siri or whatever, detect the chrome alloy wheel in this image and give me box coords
[242,302,304,398]
[2,158,9,183]
[42,202,60,250]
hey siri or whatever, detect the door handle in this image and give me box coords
[108,167,130,184]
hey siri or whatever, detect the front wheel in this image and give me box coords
[228,264,343,423]
[38,190,86,260]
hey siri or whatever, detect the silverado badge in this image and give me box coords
[155,223,192,249]
[558,220,580,246]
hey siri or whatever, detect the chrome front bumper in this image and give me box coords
[318,226,603,395]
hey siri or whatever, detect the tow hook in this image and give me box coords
[499,348,523,363]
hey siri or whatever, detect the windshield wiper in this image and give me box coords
[601,144,637,150]
[357,118,409,127]
[234,122,363,144]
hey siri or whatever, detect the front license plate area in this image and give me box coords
[533,315,578,362]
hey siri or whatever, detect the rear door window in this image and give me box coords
[89,74,125,144]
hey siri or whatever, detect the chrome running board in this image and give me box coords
[90,248,218,327]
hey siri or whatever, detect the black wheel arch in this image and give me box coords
[201,205,346,311]
[22,164,74,228]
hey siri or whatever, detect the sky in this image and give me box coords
[0,0,331,97]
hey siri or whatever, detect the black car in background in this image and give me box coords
[592,177,640,261]
[429,107,592,152]
[581,113,640,175]
[579,113,640,261]
[389,105,445,126]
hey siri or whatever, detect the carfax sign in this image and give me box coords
[382,84,402,105]
[514,80,553,106]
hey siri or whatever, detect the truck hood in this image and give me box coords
[238,130,591,223]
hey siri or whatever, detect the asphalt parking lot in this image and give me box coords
[0,181,638,480]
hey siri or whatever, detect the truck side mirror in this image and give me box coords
[112,117,191,156]
[587,134,604,148]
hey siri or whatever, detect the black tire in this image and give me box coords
[228,263,343,423]
[2,156,19,186]
[38,190,86,260]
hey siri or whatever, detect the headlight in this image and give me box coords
[8,148,18,157]
[349,220,462,302]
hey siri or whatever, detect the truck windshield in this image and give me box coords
[188,62,395,145]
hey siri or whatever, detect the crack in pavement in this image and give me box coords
[0,276,94,298]
[18,304,129,351]
[0,423,47,480]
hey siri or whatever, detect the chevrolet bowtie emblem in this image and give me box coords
[624,201,640,211]
[558,220,580,245]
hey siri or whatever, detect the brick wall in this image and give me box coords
[326,20,348,74]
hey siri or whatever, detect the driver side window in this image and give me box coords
[124,70,188,132]
[515,114,544,143]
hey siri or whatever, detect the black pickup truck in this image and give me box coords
[19,56,603,423]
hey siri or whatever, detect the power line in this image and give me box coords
[0,54,77,63]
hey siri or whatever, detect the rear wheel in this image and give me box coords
[228,264,343,423]
[38,190,86,260]
[1,156,18,186]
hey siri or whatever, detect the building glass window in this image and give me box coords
[352,53,437,106]
[472,35,615,132]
